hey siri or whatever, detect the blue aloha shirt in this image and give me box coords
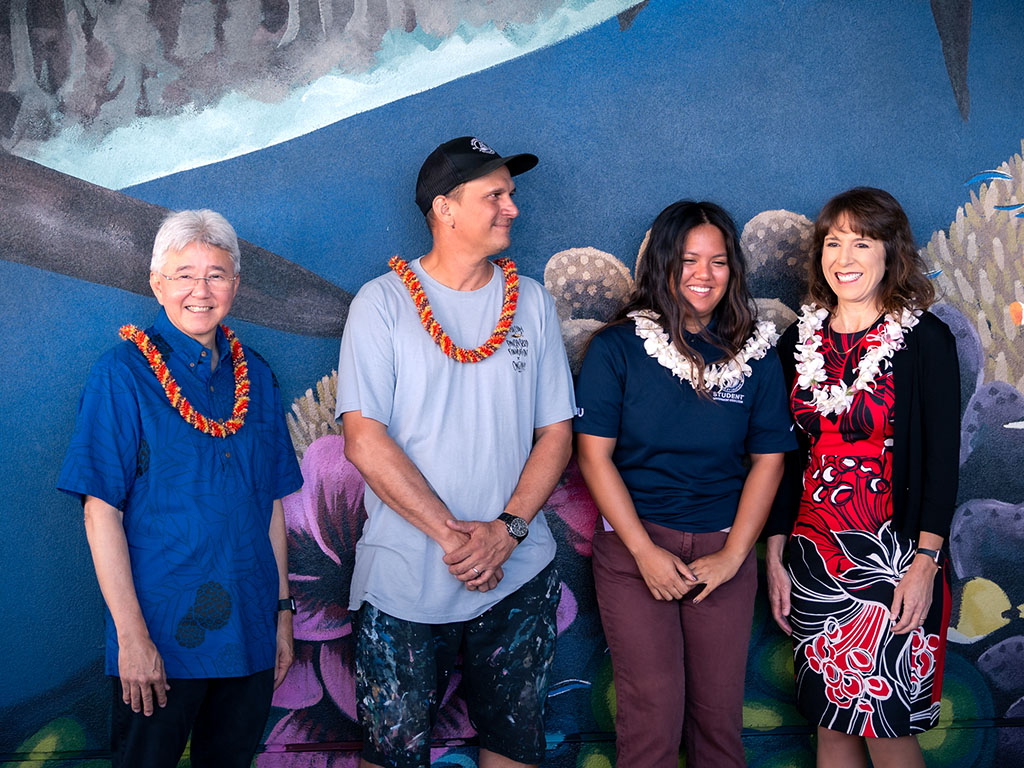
[58,309,303,679]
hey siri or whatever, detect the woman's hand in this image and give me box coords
[765,533,792,635]
[766,557,793,635]
[632,541,698,601]
[687,548,745,604]
[890,555,938,634]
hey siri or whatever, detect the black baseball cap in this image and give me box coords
[415,136,538,215]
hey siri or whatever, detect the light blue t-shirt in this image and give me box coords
[337,258,575,623]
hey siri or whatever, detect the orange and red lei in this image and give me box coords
[119,324,250,438]
[389,256,519,363]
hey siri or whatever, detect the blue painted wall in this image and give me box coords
[2,1,1023,764]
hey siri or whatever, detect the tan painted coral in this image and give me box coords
[544,247,634,323]
[924,141,1024,391]
[741,210,814,312]
[754,298,797,333]
[286,372,343,462]
[544,247,635,373]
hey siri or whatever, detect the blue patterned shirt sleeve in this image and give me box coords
[58,344,143,510]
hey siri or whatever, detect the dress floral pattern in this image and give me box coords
[788,319,949,737]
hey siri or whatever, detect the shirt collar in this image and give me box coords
[151,308,228,369]
[682,317,719,342]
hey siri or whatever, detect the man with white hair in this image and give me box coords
[58,209,303,767]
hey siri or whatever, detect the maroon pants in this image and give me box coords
[592,521,756,768]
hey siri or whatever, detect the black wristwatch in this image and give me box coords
[915,547,942,565]
[498,512,529,544]
[278,597,297,613]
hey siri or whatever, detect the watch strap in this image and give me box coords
[278,597,297,613]
[915,547,942,565]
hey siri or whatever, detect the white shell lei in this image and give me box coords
[794,304,921,416]
[629,309,779,392]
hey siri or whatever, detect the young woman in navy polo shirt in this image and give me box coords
[574,201,796,767]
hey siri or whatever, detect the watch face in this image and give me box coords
[505,515,529,539]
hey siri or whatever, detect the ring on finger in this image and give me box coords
[472,567,481,575]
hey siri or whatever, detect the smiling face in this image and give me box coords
[676,223,729,331]
[821,214,886,311]
[149,241,239,348]
[445,165,519,257]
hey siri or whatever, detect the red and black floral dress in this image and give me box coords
[787,318,949,737]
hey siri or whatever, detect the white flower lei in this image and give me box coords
[794,303,921,416]
[629,309,779,392]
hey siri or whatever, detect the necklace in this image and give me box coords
[389,256,519,363]
[827,324,872,355]
[629,309,779,392]
[794,304,920,416]
[119,324,250,438]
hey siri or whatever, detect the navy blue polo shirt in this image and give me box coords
[58,309,302,678]
[574,322,796,532]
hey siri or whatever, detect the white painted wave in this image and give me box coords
[28,0,638,190]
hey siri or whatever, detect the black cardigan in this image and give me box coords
[765,310,961,543]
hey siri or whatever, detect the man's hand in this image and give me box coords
[274,611,294,689]
[269,499,294,689]
[443,519,517,591]
[84,496,169,716]
[467,565,505,593]
[117,633,169,716]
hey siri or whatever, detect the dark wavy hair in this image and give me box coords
[808,187,935,313]
[607,200,756,391]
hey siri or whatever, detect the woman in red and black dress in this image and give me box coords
[765,188,961,768]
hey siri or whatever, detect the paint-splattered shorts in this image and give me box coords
[355,563,560,768]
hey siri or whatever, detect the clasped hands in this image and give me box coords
[634,542,743,604]
[441,518,518,593]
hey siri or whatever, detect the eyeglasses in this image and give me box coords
[156,273,238,292]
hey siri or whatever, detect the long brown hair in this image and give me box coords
[608,200,755,392]
[808,187,935,314]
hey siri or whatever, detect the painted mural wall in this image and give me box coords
[2,1,1023,765]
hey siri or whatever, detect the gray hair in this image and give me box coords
[151,209,242,273]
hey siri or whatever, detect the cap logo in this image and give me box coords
[470,138,496,155]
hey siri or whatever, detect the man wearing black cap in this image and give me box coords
[335,136,575,768]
